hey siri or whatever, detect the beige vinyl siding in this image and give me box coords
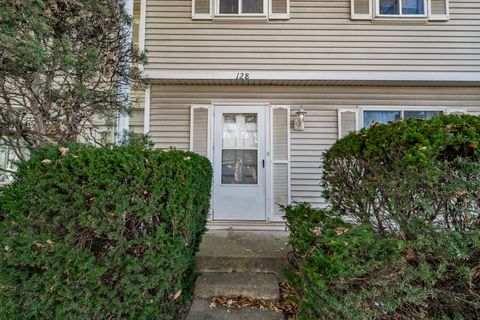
[144,0,480,73]
[147,84,480,208]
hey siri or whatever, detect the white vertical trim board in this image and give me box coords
[138,0,146,72]
[287,105,291,205]
[266,107,272,221]
[143,85,151,134]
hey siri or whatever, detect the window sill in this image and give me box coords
[372,17,429,24]
[212,15,268,23]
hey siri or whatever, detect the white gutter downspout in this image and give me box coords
[116,0,134,143]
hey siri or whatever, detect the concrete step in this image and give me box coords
[186,299,283,320]
[194,272,279,300]
[196,230,290,274]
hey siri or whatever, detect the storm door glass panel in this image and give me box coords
[404,110,442,120]
[379,0,400,14]
[364,111,401,128]
[243,0,263,13]
[402,0,424,14]
[220,0,239,14]
[222,113,258,184]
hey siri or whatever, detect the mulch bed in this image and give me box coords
[209,281,298,319]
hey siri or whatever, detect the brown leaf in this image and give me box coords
[405,248,417,263]
[59,147,69,156]
[172,290,182,300]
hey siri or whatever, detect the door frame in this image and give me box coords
[210,103,272,222]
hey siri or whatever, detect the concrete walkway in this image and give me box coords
[186,230,290,320]
[186,299,283,320]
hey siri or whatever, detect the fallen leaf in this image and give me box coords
[59,147,69,156]
[42,159,52,164]
[335,227,348,235]
[172,290,181,300]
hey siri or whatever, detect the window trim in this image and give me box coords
[376,0,428,18]
[215,0,268,17]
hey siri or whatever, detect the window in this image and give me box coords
[0,141,29,184]
[378,0,426,16]
[218,0,265,15]
[351,0,449,21]
[219,0,264,14]
[221,113,258,184]
[192,0,289,20]
[0,144,15,183]
[363,109,442,128]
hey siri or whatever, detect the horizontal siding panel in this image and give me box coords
[143,0,480,73]
[147,84,480,208]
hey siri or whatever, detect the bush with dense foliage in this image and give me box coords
[0,142,212,319]
[285,115,480,319]
[322,114,480,236]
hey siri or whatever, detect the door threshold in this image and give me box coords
[207,220,287,231]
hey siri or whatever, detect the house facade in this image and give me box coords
[126,0,480,225]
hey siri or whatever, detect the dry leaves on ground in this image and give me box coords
[209,282,298,318]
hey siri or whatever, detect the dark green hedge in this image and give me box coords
[284,204,480,320]
[323,114,480,235]
[0,143,212,319]
[285,115,480,319]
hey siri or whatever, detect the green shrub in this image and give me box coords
[322,114,480,236]
[0,142,212,319]
[285,115,480,319]
[284,204,480,320]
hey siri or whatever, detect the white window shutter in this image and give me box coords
[270,106,290,220]
[446,108,467,115]
[190,105,211,158]
[429,0,449,21]
[338,109,357,139]
[192,0,212,20]
[351,0,372,20]
[269,0,290,20]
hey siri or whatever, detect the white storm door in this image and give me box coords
[213,106,267,220]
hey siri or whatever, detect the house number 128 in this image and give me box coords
[236,73,250,80]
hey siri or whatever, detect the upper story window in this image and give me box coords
[219,0,264,15]
[192,0,289,20]
[378,0,425,16]
[351,0,449,21]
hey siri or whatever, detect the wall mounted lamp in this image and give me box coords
[294,106,307,131]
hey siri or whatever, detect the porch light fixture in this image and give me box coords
[294,106,307,131]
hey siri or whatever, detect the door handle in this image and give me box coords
[262,159,265,168]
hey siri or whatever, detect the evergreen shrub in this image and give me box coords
[0,142,212,319]
[284,115,480,319]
